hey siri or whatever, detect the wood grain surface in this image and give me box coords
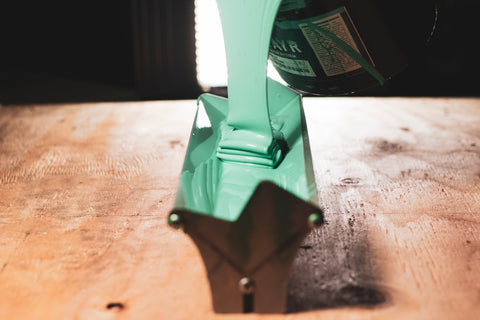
[0,98,479,319]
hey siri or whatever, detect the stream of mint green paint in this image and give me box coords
[215,0,284,167]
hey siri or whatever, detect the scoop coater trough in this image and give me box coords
[169,0,324,313]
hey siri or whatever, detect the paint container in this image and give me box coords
[269,0,438,95]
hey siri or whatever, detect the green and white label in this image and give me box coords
[299,8,370,77]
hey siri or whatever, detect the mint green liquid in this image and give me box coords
[174,0,318,221]
[216,0,284,167]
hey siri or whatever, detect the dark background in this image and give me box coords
[0,0,479,105]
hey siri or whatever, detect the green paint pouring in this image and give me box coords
[215,0,285,167]
[173,0,318,221]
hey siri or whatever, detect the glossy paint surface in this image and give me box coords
[175,79,317,221]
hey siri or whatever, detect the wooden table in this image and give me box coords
[1,98,479,319]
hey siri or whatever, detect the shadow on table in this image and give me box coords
[286,211,388,312]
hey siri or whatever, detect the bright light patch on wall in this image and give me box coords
[194,0,286,89]
[194,0,227,88]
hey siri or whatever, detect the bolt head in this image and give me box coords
[168,213,183,230]
[308,213,323,229]
[238,277,255,294]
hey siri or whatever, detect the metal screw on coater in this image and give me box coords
[168,213,183,230]
[308,213,323,229]
[238,277,255,313]
[238,277,255,294]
